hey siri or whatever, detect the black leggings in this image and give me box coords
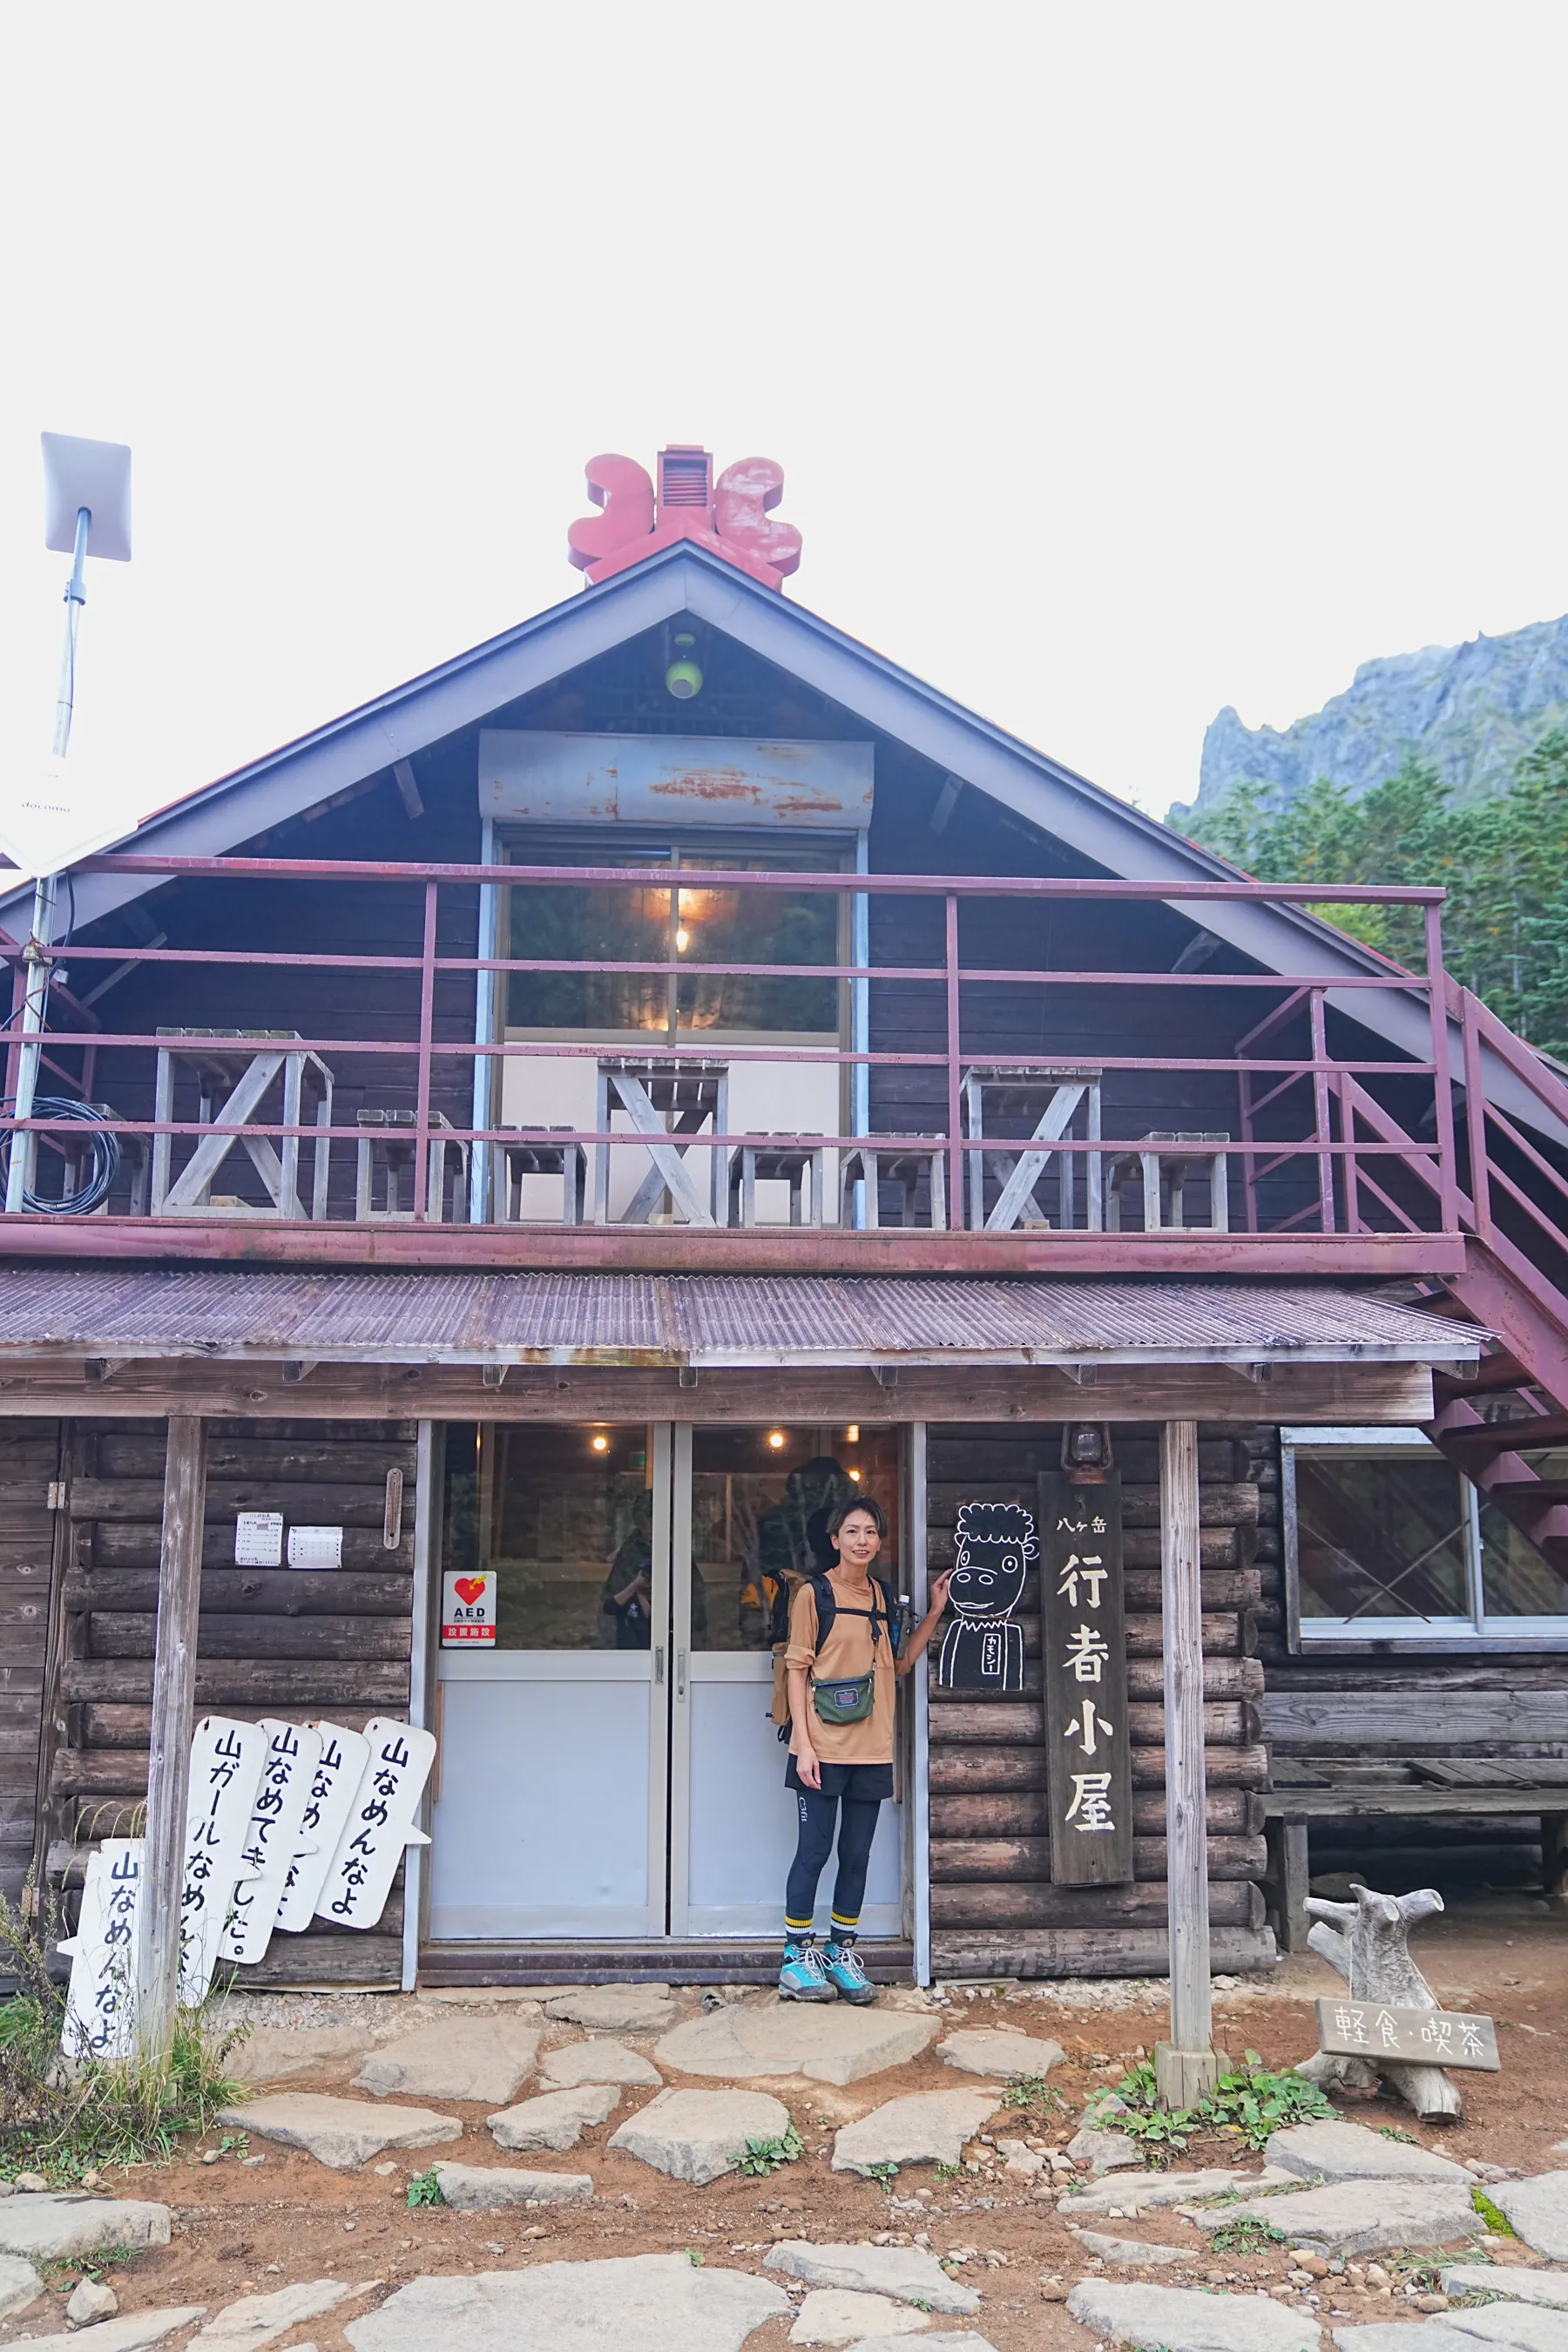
[784,1788,882,1939]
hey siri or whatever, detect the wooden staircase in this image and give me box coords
[1388,982,1568,1567]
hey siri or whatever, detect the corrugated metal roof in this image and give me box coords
[0,1266,1481,1369]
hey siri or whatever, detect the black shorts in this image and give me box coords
[785,1757,894,1802]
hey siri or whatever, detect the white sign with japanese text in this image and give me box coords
[57,1838,143,2061]
[218,1720,323,1966]
[316,1718,435,1930]
[179,1715,267,2001]
[274,1721,372,1931]
[442,1568,497,1646]
[234,1512,284,1566]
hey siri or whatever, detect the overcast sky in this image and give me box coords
[3,3,1565,853]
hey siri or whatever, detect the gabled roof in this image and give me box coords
[2,538,1554,1139]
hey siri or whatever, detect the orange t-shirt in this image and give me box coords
[785,1576,898,1767]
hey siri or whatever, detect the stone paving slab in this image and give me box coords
[228,2024,375,2083]
[355,2016,541,2105]
[1332,2316,1568,2350]
[1066,2123,1143,2171]
[432,2161,592,2208]
[789,2288,934,2342]
[1497,2176,1568,2261]
[840,2340,996,2352]
[343,2253,790,2352]
[1182,2173,1478,2254]
[1267,2118,1472,2184]
[218,2093,461,2170]
[1444,2268,1568,2310]
[540,2038,663,2088]
[1063,2166,1248,2215]
[935,2029,1064,2079]
[546,1986,677,2033]
[1066,2276,1320,2350]
[609,2086,790,2185]
[656,2002,937,2088]
[0,2193,172,2259]
[488,2085,620,2153]
[0,2254,40,2317]
[6,2308,208,2352]
[188,2279,365,2349]
[765,2240,980,2316]
[831,2090,1000,2173]
[1067,2224,1195,2265]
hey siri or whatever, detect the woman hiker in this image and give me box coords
[780,1495,950,2004]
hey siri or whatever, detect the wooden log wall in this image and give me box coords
[40,1417,418,1987]
[926,1422,1274,1980]
[0,1420,62,1919]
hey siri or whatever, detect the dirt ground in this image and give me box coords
[7,1896,1568,2350]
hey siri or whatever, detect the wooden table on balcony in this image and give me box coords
[963,1064,1102,1232]
[593,1057,729,1226]
[151,1029,333,1220]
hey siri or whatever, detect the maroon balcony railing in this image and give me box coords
[0,855,1479,1268]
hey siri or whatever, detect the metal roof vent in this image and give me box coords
[658,445,713,510]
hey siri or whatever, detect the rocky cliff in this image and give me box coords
[1171,612,1568,828]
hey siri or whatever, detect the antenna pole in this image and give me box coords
[4,507,89,1213]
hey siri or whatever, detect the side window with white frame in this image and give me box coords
[1283,1425,1568,1648]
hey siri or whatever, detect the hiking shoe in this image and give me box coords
[821,1939,878,2004]
[779,1940,836,2002]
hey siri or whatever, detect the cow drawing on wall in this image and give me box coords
[937,1501,1037,1692]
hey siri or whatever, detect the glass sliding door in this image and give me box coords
[429,1422,671,1938]
[669,1422,906,1936]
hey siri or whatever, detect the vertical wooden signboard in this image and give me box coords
[1038,1471,1134,1886]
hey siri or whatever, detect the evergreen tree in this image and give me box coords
[1175,732,1568,1055]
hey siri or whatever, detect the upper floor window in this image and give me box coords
[503,841,844,1039]
[1284,1425,1568,1647]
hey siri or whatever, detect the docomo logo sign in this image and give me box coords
[443,1569,496,1646]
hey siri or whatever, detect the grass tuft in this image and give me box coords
[0,1882,248,2184]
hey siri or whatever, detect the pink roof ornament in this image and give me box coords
[568,445,801,589]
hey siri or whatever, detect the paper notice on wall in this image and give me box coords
[234,1511,284,1566]
[218,1720,323,1967]
[316,1718,435,1931]
[179,1715,267,2002]
[443,1568,496,1646]
[287,1524,343,1568]
[274,1721,370,1932]
[58,1838,143,2061]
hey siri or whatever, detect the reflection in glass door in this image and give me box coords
[669,1423,907,1936]
[429,1423,671,1939]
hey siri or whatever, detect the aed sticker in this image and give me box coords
[443,1569,497,1645]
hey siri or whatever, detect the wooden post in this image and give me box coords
[135,1416,207,2059]
[1156,1417,1220,2107]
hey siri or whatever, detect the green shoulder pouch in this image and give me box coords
[810,1667,876,1727]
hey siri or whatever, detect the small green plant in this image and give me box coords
[1208,2214,1288,2255]
[217,2131,249,2157]
[857,2160,901,2187]
[406,2169,445,2207]
[38,2246,133,2292]
[740,2126,803,2177]
[1199,2053,1333,2152]
[1471,2187,1516,2236]
[1375,2123,1416,2145]
[686,2248,705,2267]
[931,2160,960,2180]
[0,1883,249,2181]
[1001,2072,1066,2117]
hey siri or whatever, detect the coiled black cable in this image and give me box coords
[0,1096,122,1215]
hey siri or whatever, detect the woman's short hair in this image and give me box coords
[826,1493,887,1542]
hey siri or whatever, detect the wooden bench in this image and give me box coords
[1260,1687,1568,1950]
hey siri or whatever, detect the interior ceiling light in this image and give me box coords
[767,1429,787,1450]
[675,926,690,952]
[665,628,702,701]
[845,1424,860,1443]
[591,1432,610,1453]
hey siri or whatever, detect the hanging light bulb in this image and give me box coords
[675,926,690,952]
